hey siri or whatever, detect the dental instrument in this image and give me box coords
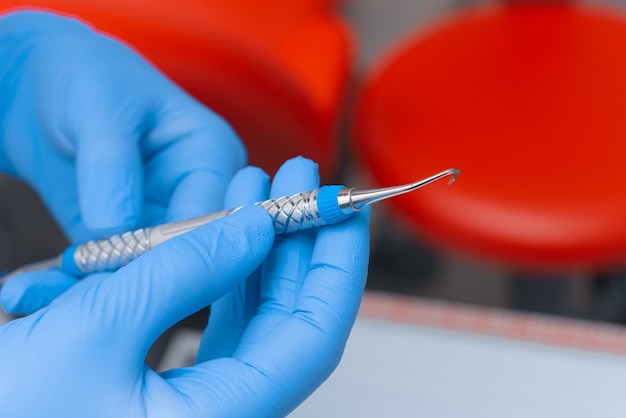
[3,168,459,280]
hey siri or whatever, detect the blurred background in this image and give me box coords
[4,0,626,415]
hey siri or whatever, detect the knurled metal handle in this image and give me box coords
[73,228,152,274]
[71,189,325,274]
[259,189,325,234]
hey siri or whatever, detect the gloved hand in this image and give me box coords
[0,10,246,314]
[0,203,274,417]
[198,156,371,416]
[0,157,371,417]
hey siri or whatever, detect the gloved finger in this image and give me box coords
[75,126,143,236]
[293,206,372,340]
[238,209,371,415]
[65,36,154,237]
[24,147,88,242]
[261,156,319,313]
[0,270,78,315]
[50,205,274,361]
[161,209,371,418]
[144,100,247,223]
[233,156,319,353]
[197,166,269,362]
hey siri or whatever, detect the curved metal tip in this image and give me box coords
[349,168,460,209]
[447,168,461,184]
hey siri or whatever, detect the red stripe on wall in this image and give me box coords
[360,291,626,355]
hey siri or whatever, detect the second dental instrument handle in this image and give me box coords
[63,168,459,276]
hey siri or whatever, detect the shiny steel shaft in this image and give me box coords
[336,168,460,212]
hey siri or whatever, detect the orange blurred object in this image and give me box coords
[354,2,626,272]
[0,0,353,179]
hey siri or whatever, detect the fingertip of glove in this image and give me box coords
[272,156,320,197]
[235,166,269,182]
[231,166,270,193]
[225,167,270,209]
[0,277,31,315]
[0,271,78,315]
[276,156,319,177]
[161,205,273,289]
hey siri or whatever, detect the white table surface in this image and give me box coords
[291,292,626,418]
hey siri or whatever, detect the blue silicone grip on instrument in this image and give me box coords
[317,185,350,225]
[61,244,84,277]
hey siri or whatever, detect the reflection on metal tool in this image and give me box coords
[3,168,459,280]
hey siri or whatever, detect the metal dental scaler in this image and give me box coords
[3,168,459,280]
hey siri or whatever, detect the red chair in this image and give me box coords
[0,0,353,179]
[353,2,626,314]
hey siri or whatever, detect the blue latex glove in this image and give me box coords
[0,157,371,417]
[0,204,275,417]
[198,156,372,416]
[0,10,246,314]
